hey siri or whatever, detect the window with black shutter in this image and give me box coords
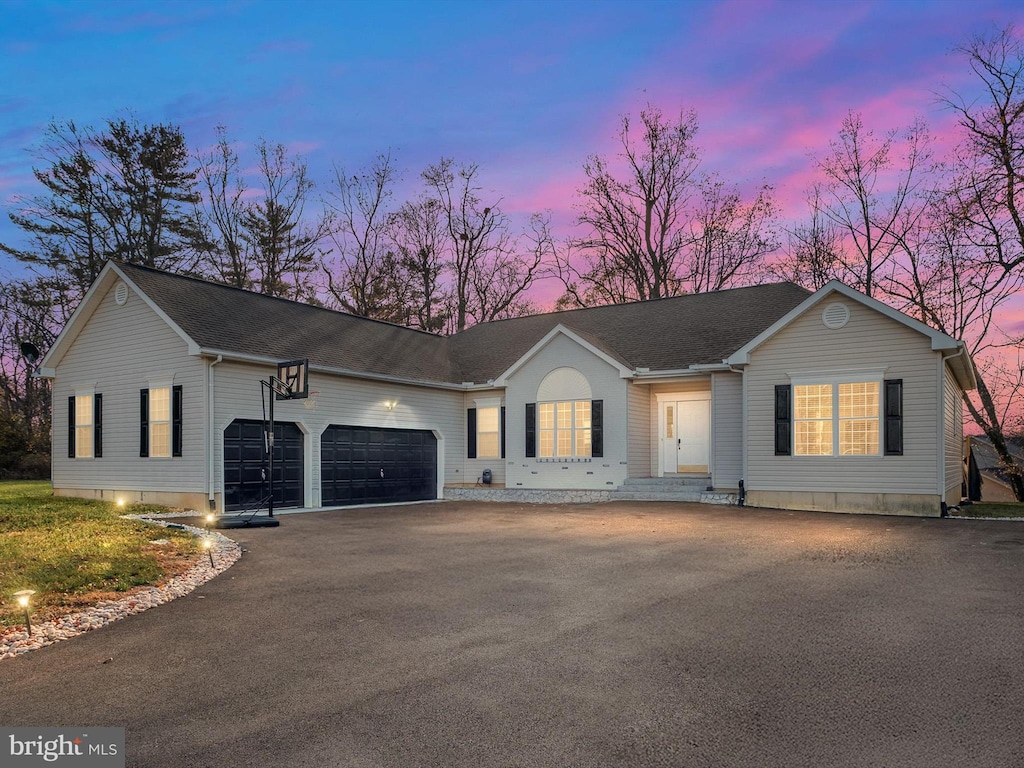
[140,389,149,457]
[467,408,477,459]
[775,385,792,456]
[591,400,603,458]
[884,379,903,456]
[172,385,183,457]
[94,393,103,458]
[525,403,536,458]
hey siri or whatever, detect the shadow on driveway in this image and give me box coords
[2,501,1023,767]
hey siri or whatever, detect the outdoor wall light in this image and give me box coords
[385,400,398,411]
[202,538,215,568]
[13,589,35,637]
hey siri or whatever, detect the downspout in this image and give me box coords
[938,343,970,516]
[207,355,223,509]
[730,364,747,506]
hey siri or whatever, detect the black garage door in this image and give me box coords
[321,425,437,506]
[223,419,304,511]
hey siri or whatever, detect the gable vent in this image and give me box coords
[822,302,849,329]
[114,282,129,306]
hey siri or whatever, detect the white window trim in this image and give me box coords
[790,375,884,458]
[147,380,174,459]
[73,387,95,460]
[538,399,592,460]
[475,404,501,460]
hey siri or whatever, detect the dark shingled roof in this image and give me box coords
[448,282,813,381]
[117,263,812,384]
[119,264,458,383]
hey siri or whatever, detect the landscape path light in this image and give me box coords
[13,589,35,637]
[202,538,215,568]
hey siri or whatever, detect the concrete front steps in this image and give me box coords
[612,477,736,505]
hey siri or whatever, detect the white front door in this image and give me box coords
[660,398,710,474]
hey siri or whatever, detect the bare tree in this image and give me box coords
[924,25,1024,500]
[560,104,778,307]
[388,197,450,333]
[241,139,332,300]
[686,175,779,292]
[779,185,845,290]
[562,105,699,305]
[423,158,543,331]
[941,26,1024,278]
[322,151,410,322]
[815,112,933,298]
[196,127,254,290]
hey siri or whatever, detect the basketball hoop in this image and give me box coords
[276,359,308,400]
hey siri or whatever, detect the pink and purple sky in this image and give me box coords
[2,0,1023,317]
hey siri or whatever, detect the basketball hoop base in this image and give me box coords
[213,516,281,529]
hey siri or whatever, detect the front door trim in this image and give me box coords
[655,390,711,478]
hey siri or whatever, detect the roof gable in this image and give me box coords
[493,324,634,385]
[38,262,200,375]
[726,281,961,365]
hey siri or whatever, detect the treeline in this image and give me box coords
[1,27,1022,497]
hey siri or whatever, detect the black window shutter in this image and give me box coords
[172,385,183,457]
[884,379,903,456]
[140,389,149,458]
[591,399,604,458]
[525,403,536,458]
[775,385,791,456]
[466,408,477,459]
[68,396,76,458]
[94,393,103,458]
[500,406,506,459]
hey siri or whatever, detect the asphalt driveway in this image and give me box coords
[2,501,1023,768]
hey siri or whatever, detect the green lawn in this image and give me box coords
[955,501,1024,518]
[0,481,197,628]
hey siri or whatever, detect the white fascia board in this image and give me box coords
[198,348,469,391]
[726,281,960,366]
[491,324,633,386]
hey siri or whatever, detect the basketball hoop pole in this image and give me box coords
[261,375,293,519]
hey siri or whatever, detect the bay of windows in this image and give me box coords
[794,381,879,456]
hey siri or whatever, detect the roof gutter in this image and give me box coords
[942,341,976,391]
[629,363,732,382]
[197,348,472,391]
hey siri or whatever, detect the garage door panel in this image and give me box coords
[224,419,303,511]
[321,425,436,506]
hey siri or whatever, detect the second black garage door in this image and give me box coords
[321,425,437,506]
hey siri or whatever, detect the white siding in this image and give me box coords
[211,360,464,508]
[505,333,627,489]
[745,294,941,495]
[944,366,964,502]
[627,381,652,477]
[712,371,743,489]
[52,280,206,494]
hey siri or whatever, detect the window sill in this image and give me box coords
[536,457,592,463]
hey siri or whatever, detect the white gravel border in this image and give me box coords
[0,516,241,661]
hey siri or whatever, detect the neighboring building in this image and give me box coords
[38,262,975,516]
[966,435,1023,502]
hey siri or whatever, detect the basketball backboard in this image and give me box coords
[276,359,309,400]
